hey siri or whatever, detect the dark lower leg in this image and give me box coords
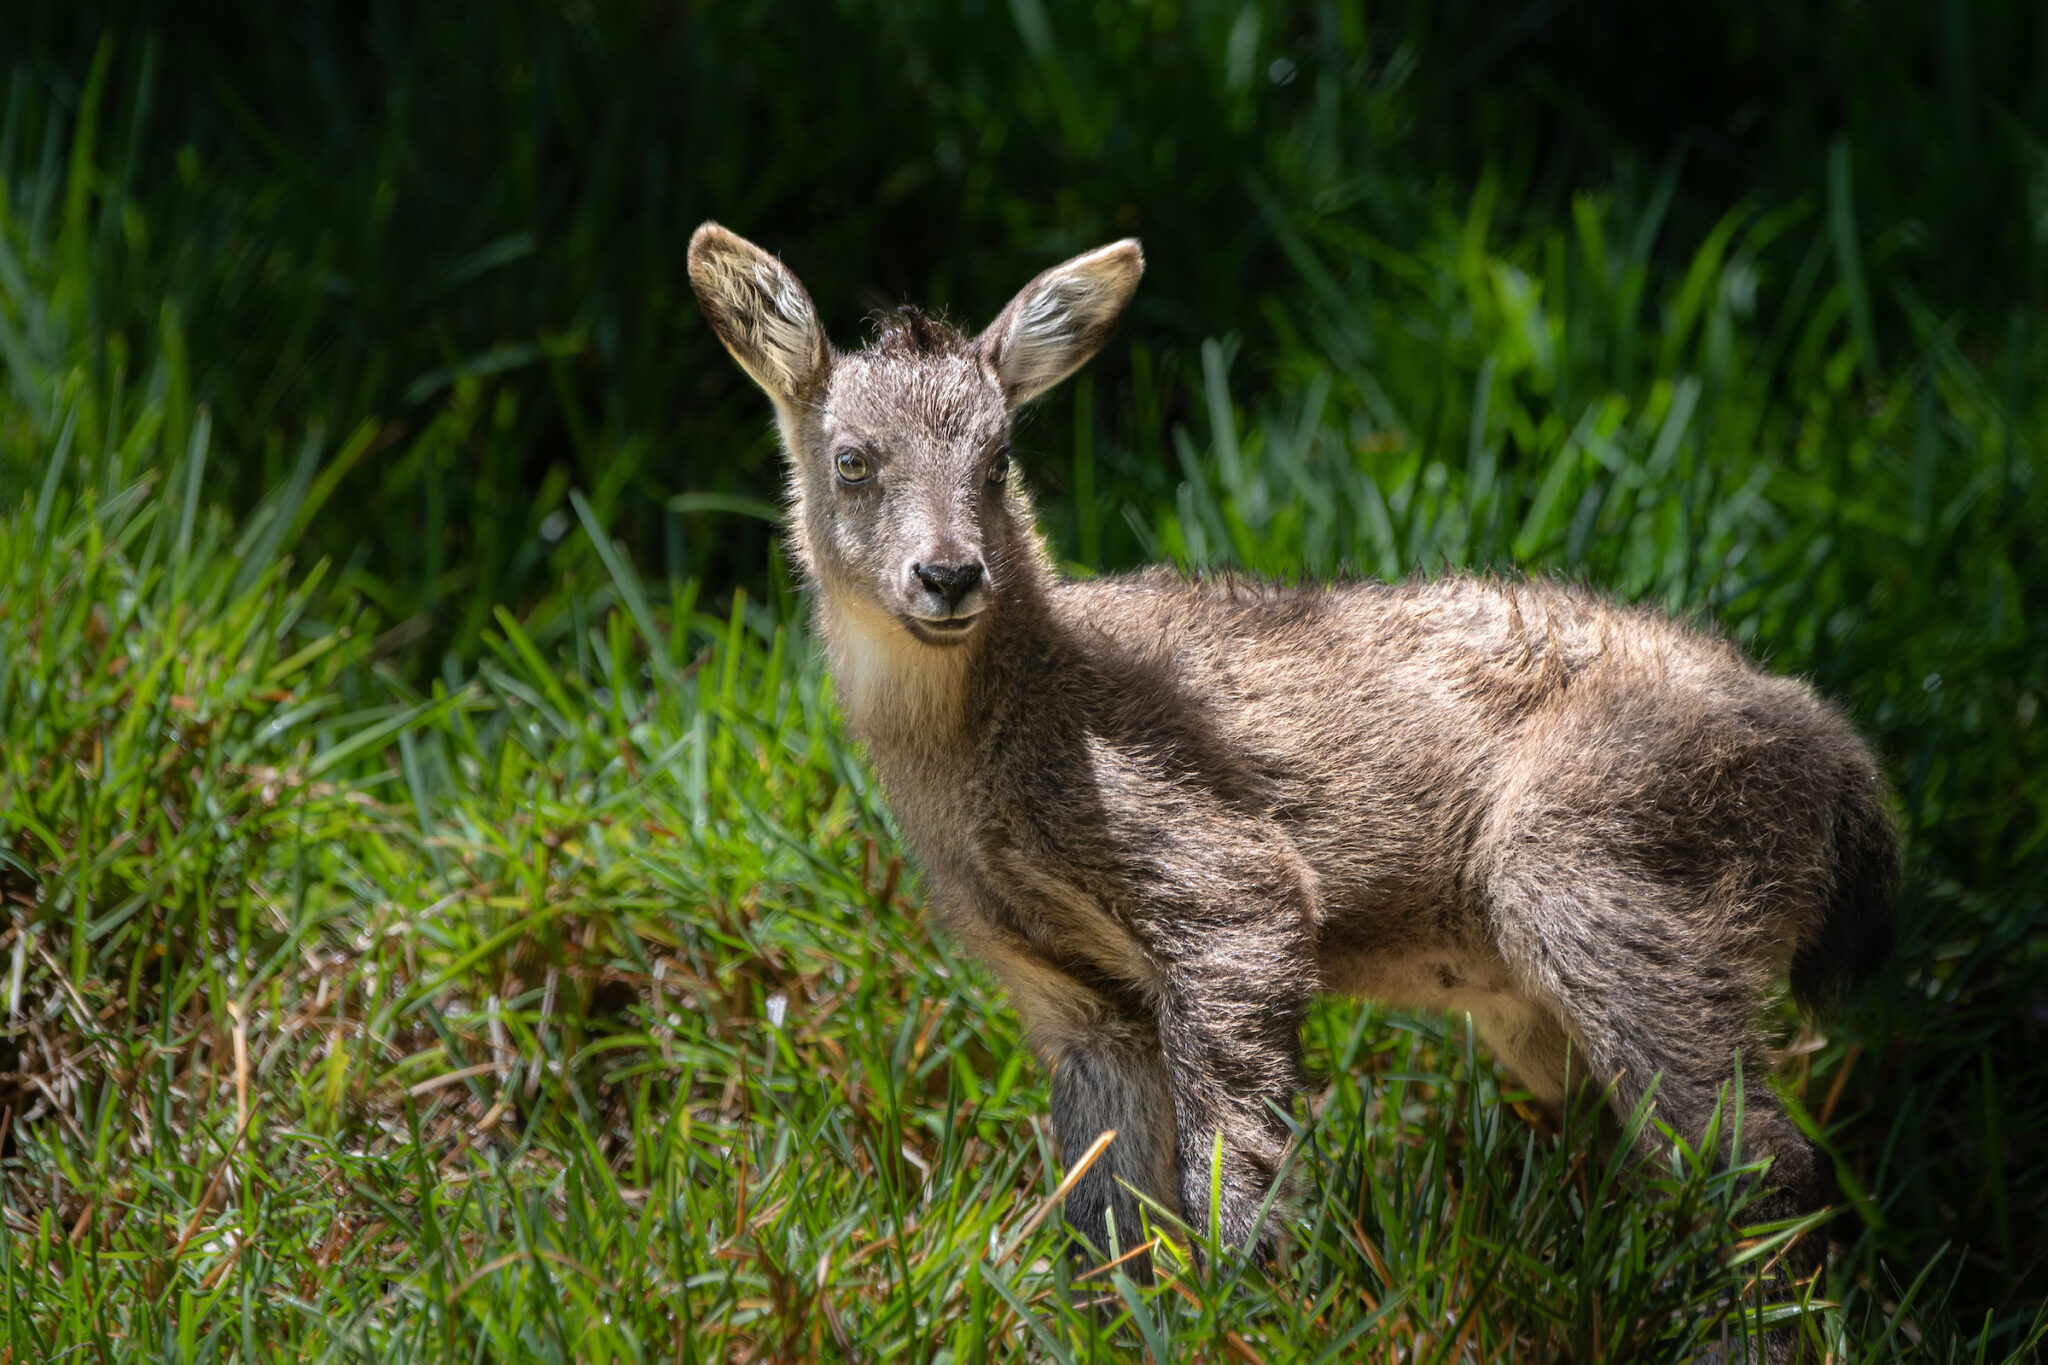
[1046,1018,1180,1273]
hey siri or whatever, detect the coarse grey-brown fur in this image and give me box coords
[686,222,1897,1293]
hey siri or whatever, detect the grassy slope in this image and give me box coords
[4,34,2048,1365]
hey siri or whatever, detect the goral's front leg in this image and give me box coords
[1154,936,1313,1250]
[1141,852,1319,1253]
[962,925,1181,1273]
[953,815,1320,1266]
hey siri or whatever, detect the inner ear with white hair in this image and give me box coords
[687,222,831,416]
[977,240,1144,409]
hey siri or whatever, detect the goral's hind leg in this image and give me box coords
[1487,869,1828,1364]
[1467,993,1577,1120]
[1484,842,1833,1272]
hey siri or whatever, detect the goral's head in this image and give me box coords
[688,223,1141,646]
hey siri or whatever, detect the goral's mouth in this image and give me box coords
[901,613,982,645]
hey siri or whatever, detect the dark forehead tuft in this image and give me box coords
[864,307,972,359]
[830,307,1003,445]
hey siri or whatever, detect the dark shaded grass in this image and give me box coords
[7,1,2046,654]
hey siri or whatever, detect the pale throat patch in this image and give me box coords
[818,591,974,738]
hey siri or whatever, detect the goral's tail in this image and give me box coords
[1790,757,1898,1011]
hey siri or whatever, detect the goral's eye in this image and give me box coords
[835,448,875,484]
[986,449,1011,485]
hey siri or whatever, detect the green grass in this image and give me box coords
[4,10,2048,1360]
[4,356,2044,1360]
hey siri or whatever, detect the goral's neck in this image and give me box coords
[815,555,1053,764]
[818,594,983,755]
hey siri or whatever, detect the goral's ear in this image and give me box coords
[688,223,830,412]
[977,239,1143,408]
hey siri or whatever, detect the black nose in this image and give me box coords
[913,561,984,608]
